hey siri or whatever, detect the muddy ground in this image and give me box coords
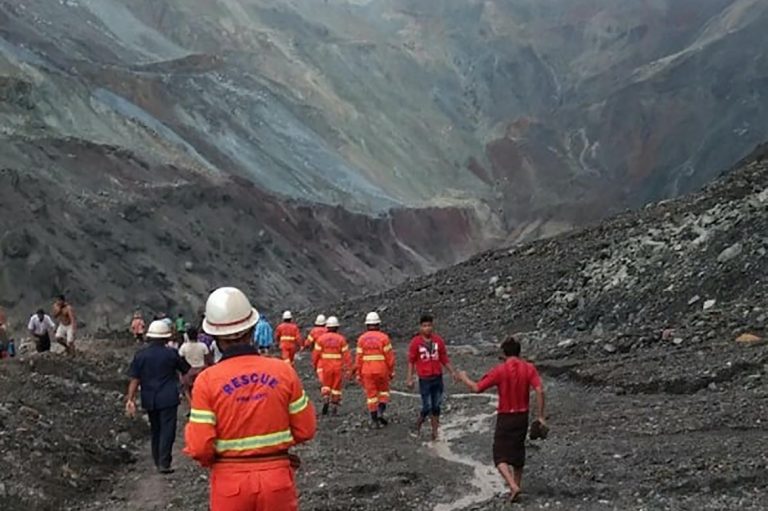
[2,335,766,511]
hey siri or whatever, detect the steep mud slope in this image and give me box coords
[0,140,497,333]
[2,148,767,511]
[3,0,768,229]
[2,0,768,328]
[333,144,768,346]
[319,147,768,511]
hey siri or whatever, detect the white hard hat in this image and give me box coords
[365,312,381,325]
[326,316,340,328]
[203,287,260,338]
[315,314,327,326]
[282,310,293,321]
[146,320,173,339]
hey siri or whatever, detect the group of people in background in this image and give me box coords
[0,296,77,358]
[124,286,547,508]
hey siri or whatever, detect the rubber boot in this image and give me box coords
[377,403,388,426]
[370,411,381,429]
[322,402,330,416]
[431,415,440,441]
[331,404,339,416]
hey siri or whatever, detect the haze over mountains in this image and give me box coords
[1,0,767,329]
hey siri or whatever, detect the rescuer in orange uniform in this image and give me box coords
[305,314,327,352]
[355,312,395,428]
[184,287,317,511]
[311,316,351,416]
[275,311,303,364]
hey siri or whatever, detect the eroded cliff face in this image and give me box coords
[1,0,766,329]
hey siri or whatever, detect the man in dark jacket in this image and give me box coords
[125,320,191,473]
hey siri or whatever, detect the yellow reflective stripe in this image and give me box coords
[189,409,216,425]
[383,344,393,352]
[366,397,379,404]
[280,336,296,342]
[379,392,390,396]
[215,429,293,452]
[321,353,342,359]
[341,346,349,352]
[314,343,323,351]
[308,335,315,343]
[362,355,385,361]
[330,390,342,395]
[289,392,309,414]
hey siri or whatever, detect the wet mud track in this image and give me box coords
[4,341,767,511]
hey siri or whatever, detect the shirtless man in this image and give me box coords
[53,295,77,356]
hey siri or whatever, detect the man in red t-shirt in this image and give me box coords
[457,336,546,503]
[406,314,456,440]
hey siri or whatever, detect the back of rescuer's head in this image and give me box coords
[501,336,522,358]
[325,316,340,332]
[364,312,381,330]
[202,287,260,351]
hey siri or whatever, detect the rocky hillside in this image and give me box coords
[315,143,768,510]
[2,0,768,329]
[331,142,768,354]
[0,149,495,333]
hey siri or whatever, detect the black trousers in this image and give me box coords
[35,333,51,352]
[147,406,178,469]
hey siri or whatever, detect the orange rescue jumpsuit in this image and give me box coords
[274,322,303,364]
[312,332,351,404]
[355,331,395,412]
[185,346,317,511]
[305,326,327,352]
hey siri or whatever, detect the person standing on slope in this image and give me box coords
[355,312,395,428]
[305,315,327,352]
[185,287,316,511]
[125,320,191,474]
[275,311,303,364]
[53,295,77,356]
[456,336,546,503]
[253,313,274,355]
[175,313,189,344]
[312,316,351,416]
[178,327,210,404]
[28,309,56,353]
[130,311,146,343]
[406,314,456,440]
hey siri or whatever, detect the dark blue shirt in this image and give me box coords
[128,342,190,411]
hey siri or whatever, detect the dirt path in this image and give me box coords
[390,390,505,511]
[78,406,207,511]
[63,343,768,511]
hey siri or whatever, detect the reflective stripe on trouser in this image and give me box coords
[211,462,297,511]
[319,366,342,403]
[362,374,390,411]
[281,344,297,364]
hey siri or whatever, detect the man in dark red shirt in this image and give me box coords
[457,336,546,503]
[406,314,456,440]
